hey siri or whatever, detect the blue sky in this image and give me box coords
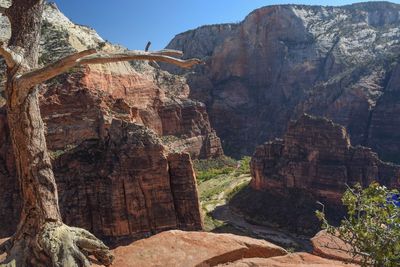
[53,0,400,50]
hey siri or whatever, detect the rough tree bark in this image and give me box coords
[0,1,200,266]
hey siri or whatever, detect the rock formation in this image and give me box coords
[311,230,361,264]
[230,114,400,234]
[250,114,400,204]
[164,2,400,160]
[0,2,217,240]
[89,230,358,267]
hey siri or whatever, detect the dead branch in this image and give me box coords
[77,51,200,68]
[157,49,183,57]
[0,42,18,68]
[18,49,202,89]
[145,41,151,52]
[18,48,97,89]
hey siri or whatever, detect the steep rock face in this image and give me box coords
[0,112,204,241]
[0,3,209,239]
[164,2,400,159]
[55,120,202,243]
[250,114,400,204]
[231,114,400,234]
[0,2,223,160]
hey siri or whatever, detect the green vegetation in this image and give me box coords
[194,156,251,182]
[194,156,252,231]
[316,183,400,267]
[235,156,251,176]
[49,144,78,159]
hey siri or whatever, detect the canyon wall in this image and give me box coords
[229,114,400,234]
[0,3,215,241]
[250,114,400,204]
[164,2,400,160]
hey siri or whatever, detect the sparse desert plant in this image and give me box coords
[316,183,400,267]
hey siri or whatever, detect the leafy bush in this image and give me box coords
[316,183,400,267]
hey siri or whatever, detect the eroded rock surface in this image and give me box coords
[311,230,360,264]
[0,3,214,240]
[223,253,358,267]
[164,2,400,160]
[231,114,400,234]
[250,114,400,204]
[88,230,357,267]
[96,230,287,267]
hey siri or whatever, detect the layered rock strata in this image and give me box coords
[164,2,400,160]
[0,2,213,240]
[231,114,400,234]
[250,114,400,204]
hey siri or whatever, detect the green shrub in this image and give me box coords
[236,156,251,175]
[196,166,234,182]
[316,183,400,267]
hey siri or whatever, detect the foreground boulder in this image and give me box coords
[224,253,358,267]
[98,230,287,267]
[89,230,358,267]
[311,230,361,264]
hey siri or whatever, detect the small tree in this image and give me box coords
[316,183,400,267]
[0,1,200,266]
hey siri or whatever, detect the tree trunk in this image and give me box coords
[0,1,199,265]
[0,1,113,266]
[6,0,61,241]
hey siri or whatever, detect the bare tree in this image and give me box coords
[0,1,200,266]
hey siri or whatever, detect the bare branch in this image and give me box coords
[145,41,151,52]
[157,49,183,57]
[18,49,202,89]
[78,51,201,68]
[0,42,17,68]
[18,49,97,89]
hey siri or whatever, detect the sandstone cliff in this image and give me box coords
[0,2,213,241]
[92,230,357,267]
[251,114,400,202]
[164,2,400,160]
[230,114,400,234]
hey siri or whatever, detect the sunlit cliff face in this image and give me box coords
[165,2,400,160]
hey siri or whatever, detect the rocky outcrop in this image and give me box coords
[250,114,400,204]
[0,3,212,240]
[88,230,357,267]
[225,253,358,267]
[0,2,222,160]
[230,115,400,234]
[311,230,360,264]
[55,120,203,243]
[164,2,400,160]
[93,230,287,267]
[0,114,203,241]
